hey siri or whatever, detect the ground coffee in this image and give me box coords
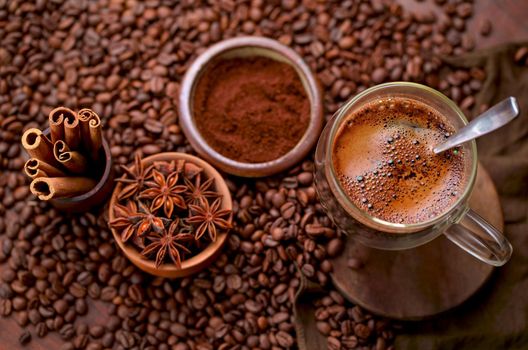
[193,56,310,163]
[333,97,469,224]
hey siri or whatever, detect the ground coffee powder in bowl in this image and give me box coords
[179,36,324,177]
[193,56,310,163]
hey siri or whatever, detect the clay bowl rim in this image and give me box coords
[42,128,113,205]
[179,36,324,177]
[108,152,233,275]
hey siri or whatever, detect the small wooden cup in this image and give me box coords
[179,36,324,177]
[42,128,114,212]
[108,152,233,278]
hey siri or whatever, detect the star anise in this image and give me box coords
[187,197,232,242]
[139,169,187,217]
[184,174,217,205]
[135,201,166,237]
[109,201,138,243]
[116,153,154,200]
[141,219,193,268]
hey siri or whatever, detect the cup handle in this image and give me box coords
[444,208,512,266]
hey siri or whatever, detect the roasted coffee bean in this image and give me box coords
[271,312,290,324]
[328,336,341,350]
[69,283,86,298]
[38,306,54,318]
[0,299,12,317]
[28,309,42,325]
[280,202,296,219]
[191,292,208,310]
[89,325,105,339]
[327,238,344,257]
[244,300,263,314]
[170,323,188,337]
[252,315,266,331]
[297,172,313,186]
[301,264,315,278]
[271,227,285,241]
[59,324,75,340]
[15,311,29,327]
[127,284,144,303]
[226,274,242,290]
[355,323,372,339]
[100,286,117,301]
[342,335,358,348]
[53,299,68,315]
[101,333,115,348]
[116,330,135,348]
[317,321,331,335]
[212,276,226,293]
[73,334,89,349]
[36,323,48,338]
[1,268,16,283]
[0,283,12,299]
[86,343,103,350]
[12,296,26,310]
[341,319,353,335]
[86,283,101,299]
[75,298,87,315]
[276,330,294,348]
[19,330,31,345]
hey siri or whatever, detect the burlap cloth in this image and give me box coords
[294,43,528,350]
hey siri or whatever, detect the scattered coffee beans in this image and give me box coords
[0,0,485,348]
[315,290,396,350]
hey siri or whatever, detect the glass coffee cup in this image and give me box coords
[314,82,512,266]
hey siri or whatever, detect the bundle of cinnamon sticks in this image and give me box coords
[22,107,103,200]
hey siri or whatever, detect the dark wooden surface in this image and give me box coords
[331,165,503,320]
[1,0,528,349]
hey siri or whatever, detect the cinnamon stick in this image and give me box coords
[63,111,81,150]
[24,158,66,179]
[49,107,75,143]
[30,177,96,200]
[53,140,88,174]
[78,108,102,160]
[21,128,61,167]
[88,113,102,160]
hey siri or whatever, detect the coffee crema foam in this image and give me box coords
[332,97,468,225]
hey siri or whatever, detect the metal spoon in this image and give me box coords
[433,97,520,154]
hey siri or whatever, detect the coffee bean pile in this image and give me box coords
[0,0,488,349]
[314,290,397,350]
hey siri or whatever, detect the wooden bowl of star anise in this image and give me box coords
[108,152,233,278]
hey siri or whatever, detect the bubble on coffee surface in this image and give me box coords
[333,97,467,225]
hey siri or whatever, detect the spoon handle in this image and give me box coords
[433,97,520,154]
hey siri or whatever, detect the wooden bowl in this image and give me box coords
[42,128,114,212]
[108,152,232,278]
[179,36,324,177]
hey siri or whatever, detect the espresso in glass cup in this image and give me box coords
[314,82,512,266]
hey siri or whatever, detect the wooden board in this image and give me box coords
[331,164,504,320]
